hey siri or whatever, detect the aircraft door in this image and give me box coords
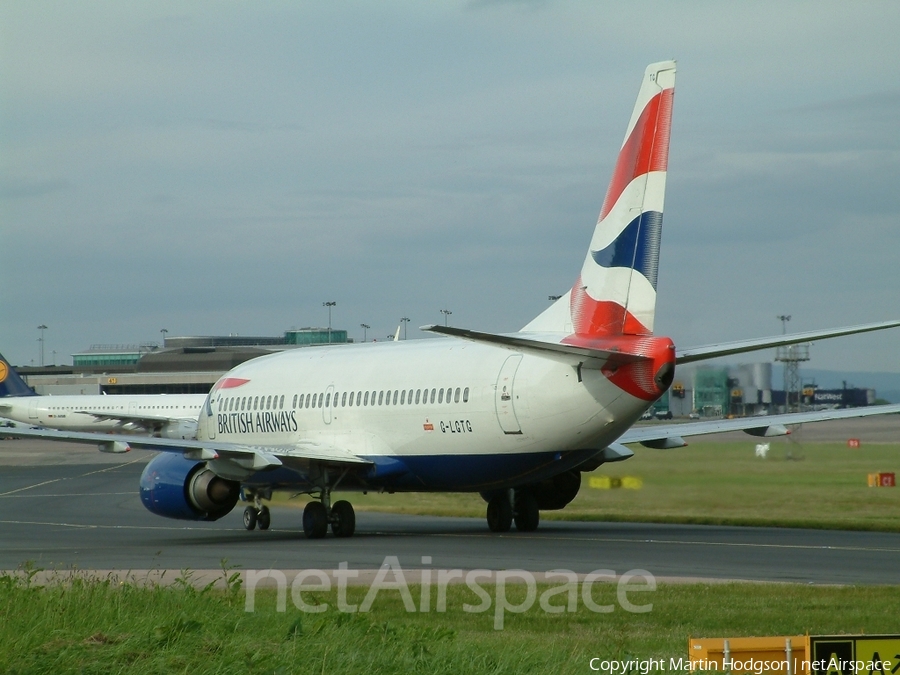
[206,394,216,439]
[28,399,39,420]
[495,354,523,434]
[323,385,334,425]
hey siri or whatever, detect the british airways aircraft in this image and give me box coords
[0,354,203,440]
[4,61,899,538]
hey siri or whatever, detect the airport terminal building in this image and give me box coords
[18,328,351,396]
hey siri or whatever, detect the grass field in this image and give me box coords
[2,572,899,674]
[273,439,900,532]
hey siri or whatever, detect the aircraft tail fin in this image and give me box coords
[0,353,38,398]
[523,61,676,337]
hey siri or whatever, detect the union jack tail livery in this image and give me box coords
[524,60,675,339]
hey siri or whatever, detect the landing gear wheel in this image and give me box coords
[257,505,271,531]
[330,500,356,538]
[243,506,257,531]
[514,491,540,532]
[303,501,328,539]
[486,495,513,532]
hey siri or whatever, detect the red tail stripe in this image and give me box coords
[598,88,673,221]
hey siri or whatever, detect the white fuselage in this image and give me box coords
[0,393,205,433]
[199,338,648,491]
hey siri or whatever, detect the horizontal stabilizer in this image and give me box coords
[676,320,900,364]
[620,403,900,446]
[421,324,649,368]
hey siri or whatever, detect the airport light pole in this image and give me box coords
[400,317,410,340]
[37,324,47,366]
[323,301,336,343]
[160,328,168,347]
[440,309,452,326]
[360,323,370,342]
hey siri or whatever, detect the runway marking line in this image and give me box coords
[0,492,135,499]
[0,457,146,496]
[1,519,899,555]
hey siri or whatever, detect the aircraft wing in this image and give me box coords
[75,410,196,427]
[0,426,371,470]
[675,320,900,364]
[617,403,900,448]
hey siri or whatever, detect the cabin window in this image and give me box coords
[463,387,469,402]
[364,391,369,406]
[356,391,362,406]
[446,388,453,403]
[240,397,246,411]
[378,391,384,405]
[311,393,317,408]
[292,394,297,408]
[454,387,461,403]
[430,388,436,404]
[391,390,397,405]
[340,392,346,407]
[324,393,330,408]
[400,390,406,405]
[415,389,421,404]
[438,388,444,404]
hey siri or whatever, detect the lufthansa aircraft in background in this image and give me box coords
[0,355,203,441]
[4,61,900,538]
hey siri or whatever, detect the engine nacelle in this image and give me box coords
[529,470,582,511]
[159,418,199,440]
[479,469,583,512]
[139,453,240,521]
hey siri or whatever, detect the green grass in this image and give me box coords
[2,572,899,674]
[273,440,900,531]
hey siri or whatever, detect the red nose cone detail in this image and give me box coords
[213,377,251,391]
[600,336,676,401]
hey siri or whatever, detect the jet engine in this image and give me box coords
[479,469,583,512]
[528,470,582,511]
[139,453,240,521]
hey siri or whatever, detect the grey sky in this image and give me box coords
[2,1,899,373]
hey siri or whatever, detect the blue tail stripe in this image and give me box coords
[0,354,38,398]
[590,211,662,290]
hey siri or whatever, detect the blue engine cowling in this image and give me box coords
[140,453,240,521]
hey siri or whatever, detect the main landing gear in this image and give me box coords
[302,492,356,539]
[240,485,356,539]
[486,489,539,533]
